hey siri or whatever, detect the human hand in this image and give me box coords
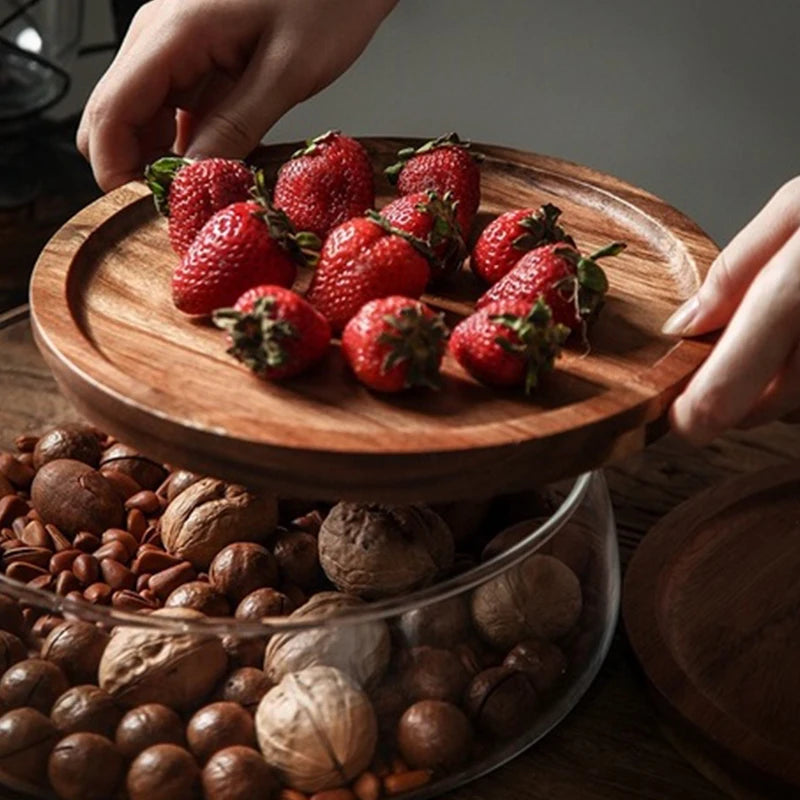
[77,0,397,191]
[663,176,800,444]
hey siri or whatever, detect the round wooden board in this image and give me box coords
[623,462,800,795]
[30,138,716,502]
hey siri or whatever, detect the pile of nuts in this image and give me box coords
[0,423,597,800]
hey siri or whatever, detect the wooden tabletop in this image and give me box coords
[3,304,797,800]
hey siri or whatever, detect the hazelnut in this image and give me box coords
[401,646,470,704]
[222,635,267,670]
[0,630,26,673]
[47,732,125,800]
[100,444,167,491]
[165,581,230,616]
[0,593,24,638]
[30,459,124,537]
[471,554,582,649]
[318,503,454,599]
[161,479,277,569]
[50,685,123,737]
[0,658,69,714]
[272,529,320,590]
[202,745,277,800]
[396,595,471,648]
[41,620,110,685]
[397,700,473,771]
[115,703,186,759]
[99,608,228,711]
[187,701,256,763]
[255,666,377,793]
[214,668,272,714]
[465,667,538,739]
[264,592,390,689]
[162,469,203,501]
[235,587,295,621]
[209,542,279,603]
[33,424,102,470]
[480,518,541,562]
[126,743,201,800]
[0,707,58,788]
[503,639,567,694]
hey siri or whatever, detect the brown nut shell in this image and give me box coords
[47,731,125,800]
[397,700,473,771]
[115,703,186,759]
[186,701,256,763]
[33,424,102,470]
[50,684,123,737]
[98,608,227,710]
[318,504,454,599]
[0,658,69,714]
[255,666,377,793]
[41,619,110,685]
[0,707,59,788]
[126,743,201,800]
[202,745,277,800]
[160,478,277,569]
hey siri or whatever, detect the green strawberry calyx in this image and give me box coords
[365,209,437,264]
[377,305,450,389]
[291,130,342,159]
[212,295,298,375]
[251,170,321,267]
[414,190,467,276]
[144,156,192,216]
[554,241,626,322]
[384,132,482,184]
[491,299,570,394]
[512,203,575,253]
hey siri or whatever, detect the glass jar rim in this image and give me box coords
[0,473,593,637]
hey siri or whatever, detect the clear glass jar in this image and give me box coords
[0,308,620,799]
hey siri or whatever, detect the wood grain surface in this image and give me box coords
[29,139,717,503]
[624,462,800,795]
[5,306,800,799]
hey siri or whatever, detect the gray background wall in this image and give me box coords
[69,0,800,247]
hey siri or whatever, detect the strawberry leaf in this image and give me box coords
[144,156,190,216]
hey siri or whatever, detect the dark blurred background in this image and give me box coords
[2,0,799,314]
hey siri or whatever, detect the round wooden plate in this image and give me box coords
[30,138,716,502]
[623,462,800,795]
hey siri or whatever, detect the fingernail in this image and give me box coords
[662,294,699,336]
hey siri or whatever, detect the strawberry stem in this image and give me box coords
[512,203,575,252]
[144,156,191,216]
[384,132,481,185]
[291,130,342,159]
[365,210,436,263]
[212,296,298,375]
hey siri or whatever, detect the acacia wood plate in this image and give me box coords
[29,138,716,502]
[623,462,800,795]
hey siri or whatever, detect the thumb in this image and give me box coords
[662,178,800,337]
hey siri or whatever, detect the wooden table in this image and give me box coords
[2,304,796,800]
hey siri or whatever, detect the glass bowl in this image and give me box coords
[0,307,620,800]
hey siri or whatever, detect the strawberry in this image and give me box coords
[306,216,431,333]
[450,299,568,393]
[342,296,448,392]
[212,285,330,380]
[273,130,374,240]
[477,241,626,332]
[172,200,319,315]
[471,203,574,285]
[145,156,254,256]
[378,190,466,281]
[385,133,481,238]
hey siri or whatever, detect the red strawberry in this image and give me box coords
[173,201,319,315]
[306,216,431,333]
[212,285,330,380]
[477,241,626,332]
[471,203,574,285]
[342,296,448,392]
[273,130,374,240]
[385,133,481,237]
[379,190,466,281]
[450,299,568,393]
[145,157,254,256]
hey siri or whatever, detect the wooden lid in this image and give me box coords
[624,462,800,793]
[29,138,716,502]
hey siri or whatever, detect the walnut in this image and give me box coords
[98,608,227,711]
[471,554,582,650]
[318,503,454,599]
[255,666,377,793]
[263,592,390,689]
[160,478,278,569]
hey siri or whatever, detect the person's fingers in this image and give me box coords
[737,342,800,428]
[662,177,800,337]
[670,227,800,444]
[184,36,298,159]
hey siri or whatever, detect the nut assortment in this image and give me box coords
[0,424,603,799]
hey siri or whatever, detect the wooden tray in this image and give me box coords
[623,463,800,796]
[29,138,716,502]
